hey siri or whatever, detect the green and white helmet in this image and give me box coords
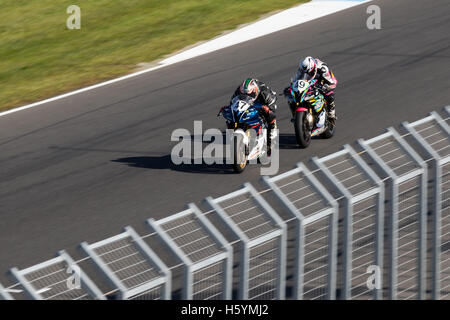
[239,78,260,100]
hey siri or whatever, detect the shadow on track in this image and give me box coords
[278,133,325,149]
[278,133,298,149]
[112,133,326,172]
[112,155,234,174]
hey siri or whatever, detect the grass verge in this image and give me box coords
[0,0,308,112]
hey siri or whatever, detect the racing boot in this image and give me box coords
[267,120,278,157]
[328,103,336,120]
[326,96,337,126]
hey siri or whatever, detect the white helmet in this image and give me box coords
[300,56,317,76]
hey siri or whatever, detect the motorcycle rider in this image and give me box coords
[230,78,278,145]
[291,56,337,121]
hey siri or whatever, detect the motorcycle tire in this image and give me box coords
[232,134,247,173]
[295,111,311,148]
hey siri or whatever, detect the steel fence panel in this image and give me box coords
[205,183,286,300]
[262,162,338,300]
[403,112,450,299]
[396,176,424,299]
[147,203,232,300]
[358,127,427,299]
[440,162,450,299]
[445,106,450,127]
[0,283,13,300]
[311,144,384,300]
[9,250,104,300]
[80,226,170,300]
[127,285,165,300]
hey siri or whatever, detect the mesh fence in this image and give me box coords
[403,111,450,299]
[263,163,337,300]
[302,216,332,300]
[319,151,377,196]
[312,145,383,300]
[129,285,164,300]
[350,196,378,300]
[206,183,286,300]
[23,262,83,300]
[440,162,450,299]
[157,213,223,262]
[396,177,422,300]
[411,116,450,159]
[368,135,420,177]
[359,127,426,300]
[216,192,279,241]
[10,251,104,300]
[147,204,231,300]
[248,238,279,300]
[192,261,225,300]
[92,238,160,289]
[271,169,331,215]
[81,227,170,300]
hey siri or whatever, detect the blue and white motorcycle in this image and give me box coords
[219,95,270,173]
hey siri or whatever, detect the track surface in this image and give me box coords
[1,0,449,284]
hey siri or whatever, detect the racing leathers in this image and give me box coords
[292,58,337,121]
[230,79,278,145]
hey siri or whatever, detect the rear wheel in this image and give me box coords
[232,134,247,173]
[294,111,311,148]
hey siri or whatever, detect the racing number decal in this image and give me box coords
[298,80,306,89]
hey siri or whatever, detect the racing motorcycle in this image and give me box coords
[284,76,335,148]
[219,95,271,173]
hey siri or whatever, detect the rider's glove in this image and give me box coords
[217,106,226,117]
[322,84,330,91]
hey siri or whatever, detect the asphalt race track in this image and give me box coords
[1,0,449,287]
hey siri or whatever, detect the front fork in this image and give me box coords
[305,110,314,131]
[290,103,314,130]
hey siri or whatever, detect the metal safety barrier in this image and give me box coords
[311,144,384,300]
[0,283,13,300]
[403,112,450,299]
[10,251,104,300]
[358,127,427,300]
[262,162,338,300]
[147,204,232,300]
[81,226,170,300]
[206,183,286,300]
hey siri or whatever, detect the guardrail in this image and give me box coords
[10,250,105,300]
[206,183,287,300]
[147,204,231,300]
[263,163,338,300]
[403,112,450,299]
[359,127,428,299]
[80,226,171,300]
[312,144,384,300]
[2,106,449,300]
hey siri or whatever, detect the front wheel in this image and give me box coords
[294,111,311,148]
[232,134,247,173]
